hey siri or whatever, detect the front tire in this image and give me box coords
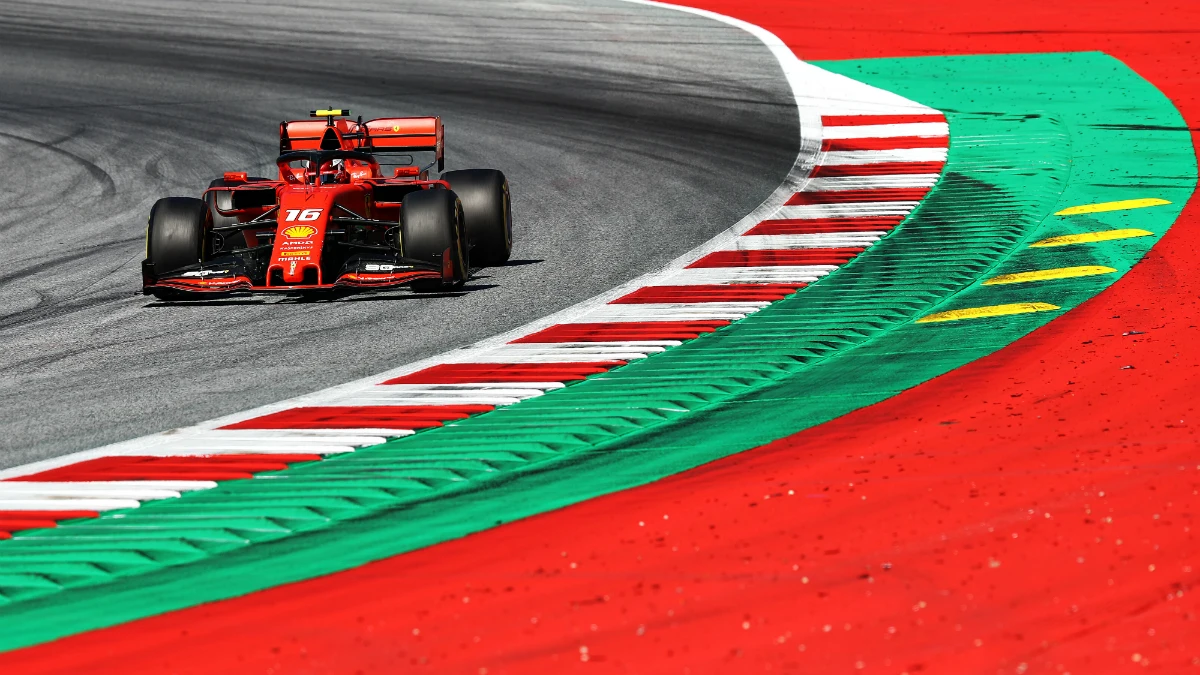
[147,197,208,275]
[440,169,511,266]
[399,188,468,291]
[145,197,209,301]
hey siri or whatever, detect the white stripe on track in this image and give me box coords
[329,385,553,407]
[819,148,949,165]
[108,440,364,455]
[459,343,670,362]
[0,481,216,492]
[0,499,142,512]
[573,303,766,322]
[333,394,541,406]
[590,301,770,312]
[212,430,404,441]
[0,484,191,501]
[492,340,681,349]
[735,234,885,250]
[462,353,650,363]
[367,384,554,393]
[821,122,948,139]
[470,343,678,360]
[664,266,836,285]
[198,430,392,442]
[802,174,941,191]
[368,383,559,391]
[771,202,920,219]
[573,311,753,322]
[324,382,568,392]
[139,437,367,449]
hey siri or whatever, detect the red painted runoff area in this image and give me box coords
[12,248,1199,674]
[5,0,1198,673]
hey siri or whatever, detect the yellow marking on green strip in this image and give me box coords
[1055,198,1170,216]
[1030,228,1154,247]
[917,302,1060,324]
[983,265,1117,285]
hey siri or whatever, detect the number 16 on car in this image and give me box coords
[284,208,323,222]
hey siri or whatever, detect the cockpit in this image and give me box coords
[276,150,381,185]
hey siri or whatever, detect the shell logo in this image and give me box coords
[282,225,317,239]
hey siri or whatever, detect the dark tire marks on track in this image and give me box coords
[0,130,117,199]
[0,0,797,466]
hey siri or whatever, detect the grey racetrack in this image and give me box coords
[0,0,797,467]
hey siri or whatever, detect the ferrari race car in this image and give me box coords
[141,109,511,299]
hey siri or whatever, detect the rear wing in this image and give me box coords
[279,112,444,171]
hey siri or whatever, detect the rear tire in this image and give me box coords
[399,188,468,291]
[440,169,511,266]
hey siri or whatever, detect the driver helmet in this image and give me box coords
[319,159,350,184]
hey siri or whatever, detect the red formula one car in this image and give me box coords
[141,109,511,299]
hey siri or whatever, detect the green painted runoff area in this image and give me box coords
[0,52,1193,650]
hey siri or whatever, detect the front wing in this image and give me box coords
[142,258,448,296]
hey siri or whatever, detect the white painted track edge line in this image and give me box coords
[821,122,949,139]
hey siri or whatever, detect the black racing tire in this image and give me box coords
[440,169,511,266]
[146,197,209,276]
[399,188,468,291]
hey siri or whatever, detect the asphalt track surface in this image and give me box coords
[0,0,797,467]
